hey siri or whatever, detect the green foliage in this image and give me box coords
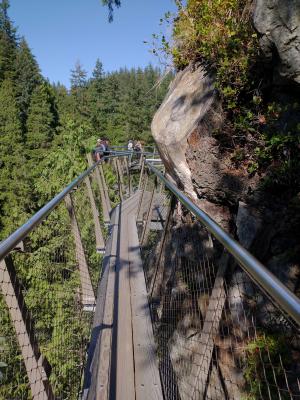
[101,0,121,22]
[157,0,299,194]
[0,78,30,238]
[244,334,290,399]
[0,0,17,82]
[170,0,259,111]
[26,82,58,151]
[0,3,170,398]
[15,38,41,126]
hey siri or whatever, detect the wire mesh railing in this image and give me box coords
[138,160,300,400]
[1,149,299,400]
[0,153,130,399]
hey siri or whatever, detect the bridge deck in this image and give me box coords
[84,192,163,400]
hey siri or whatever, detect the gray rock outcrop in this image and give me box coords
[151,65,216,201]
[253,0,300,84]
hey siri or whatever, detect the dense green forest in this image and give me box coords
[0,0,172,239]
[0,0,171,397]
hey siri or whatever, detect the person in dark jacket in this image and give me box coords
[94,139,106,161]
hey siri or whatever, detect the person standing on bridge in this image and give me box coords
[134,140,142,161]
[94,139,106,162]
[128,139,134,165]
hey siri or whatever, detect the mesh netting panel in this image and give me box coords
[139,168,300,400]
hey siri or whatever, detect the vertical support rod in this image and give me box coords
[126,156,132,197]
[65,193,95,310]
[84,176,105,253]
[139,152,143,167]
[99,164,112,215]
[141,183,156,246]
[86,154,110,224]
[148,203,173,298]
[116,158,124,192]
[113,159,123,202]
[136,173,148,223]
[0,256,54,400]
[138,157,145,191]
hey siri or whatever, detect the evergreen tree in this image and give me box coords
[70,60,87,90]
[0,0,17,81]
[27,82,58,154]
[92,58,104,82]
[0,79,28,237]
[15,37,41,127]
[88,59,105,132]
[70,61,88,117]
[101,0,121,22]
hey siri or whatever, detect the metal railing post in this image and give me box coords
[137,173,148,224]
[84,176,105,253]
[65,193,95,310]
[138,157,145,191]
[125,156,132,197]
[141,182,156,246]
[116,158,124,191]
[0,256,54,400]
[98,164,112,216]
[113,158,123,202]
[148,203,173,299]
[86,154,110,224]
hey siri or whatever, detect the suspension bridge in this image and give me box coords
[0,150,299,400]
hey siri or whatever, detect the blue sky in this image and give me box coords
[10,0,176,87]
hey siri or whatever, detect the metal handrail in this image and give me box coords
[146,161,300,326]
[0,164,98,262]
[0,153,129,262]
[1,150,299,325]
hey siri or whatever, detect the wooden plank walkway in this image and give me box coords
[83,193,163,400]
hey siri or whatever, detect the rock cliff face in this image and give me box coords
[152,1,300,270]
[253,0,300,84]
[150,2,300,398]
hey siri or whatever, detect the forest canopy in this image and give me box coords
[0,0,172,238]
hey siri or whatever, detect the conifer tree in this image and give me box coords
[26,82,57,149]
[15,38,41,126]
[92,58,104,82]
[70,60,87,91]
[0,0,17,82]
[88,59,105,132]
[0,79,28,237]
[70,61,89,117]
[26,82,58,184]
[101,0,121,22]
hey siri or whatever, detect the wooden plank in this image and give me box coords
[128,215,164,400]
[83,206,119,400]
[83,193,163,400]
[96,206,120,400]
[114,196,137,400]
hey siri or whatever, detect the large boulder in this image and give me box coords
[253,0,300,84]
[151,65,216,201]
[151,64,258,231]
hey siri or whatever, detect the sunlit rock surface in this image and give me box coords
[253,0,300,84]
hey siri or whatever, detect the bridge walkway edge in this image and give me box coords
[83,192,163,400]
